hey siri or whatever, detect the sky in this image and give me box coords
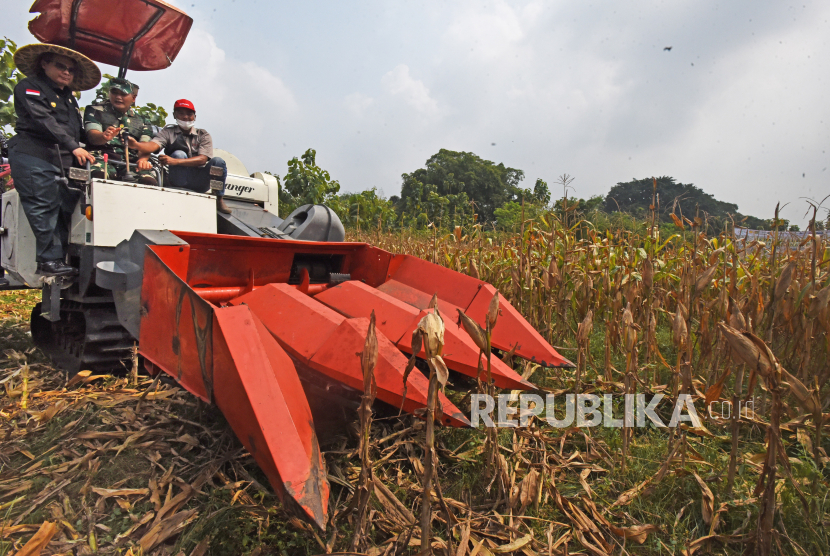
[6,0,830,226]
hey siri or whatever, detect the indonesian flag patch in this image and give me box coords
[25,89,40,96]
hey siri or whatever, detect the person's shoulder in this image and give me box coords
[14,75,58,104]
[14,75,43,94]
[84,100,108,113]
[196,127,211,138]
[127,107,145,121]
[155,124,178,137]
[15,75,35,88]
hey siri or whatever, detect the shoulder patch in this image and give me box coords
[25,89,40,96]
[92,105,104,111]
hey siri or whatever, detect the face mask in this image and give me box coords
[176,119,195,130]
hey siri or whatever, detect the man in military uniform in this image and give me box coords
[83,77,157,185]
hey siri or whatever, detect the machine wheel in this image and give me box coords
[31,301,135,375]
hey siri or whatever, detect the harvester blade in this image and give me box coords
[230,284,470,427]
[466,283,574,368]
[314,281,532,390]
[213,306,329,530]
[377,254,574,368]
[138,250,329,529]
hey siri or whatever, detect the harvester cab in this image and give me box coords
[2,0,573,530]
[2,0,345,286]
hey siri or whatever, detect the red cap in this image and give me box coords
[173,99,196,112]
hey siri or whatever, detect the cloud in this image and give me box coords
[444,0,525,62]
[344,92,375,117]
[381,64,441,117]
[124,28,298,173]
[8,0,827,225]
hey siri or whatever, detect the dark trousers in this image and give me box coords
[8,150,80,263]
[167,151,227,196]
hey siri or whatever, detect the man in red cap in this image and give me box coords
[132,99,231,213]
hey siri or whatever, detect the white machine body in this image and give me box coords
[69,180,217,248]
[1,190,38,287]
[214,149,279,214]
[1,150,277,287]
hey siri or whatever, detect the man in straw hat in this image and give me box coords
[7,43,101,277]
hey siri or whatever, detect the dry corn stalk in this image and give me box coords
[458,292,500,484]
[349,311,379,550]
[576,310,593,394]
[416,306,447,553]
[718,324,783,556]
[621,303,638,471]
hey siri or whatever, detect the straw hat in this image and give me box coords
[13,44,102,91]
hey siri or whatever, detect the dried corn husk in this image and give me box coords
[577,310,594,347]
[728,296,746,331]
[418,312,444,358]
[672,308,688,350]
[457,309,487,353]
[642,258,654,291]
[774,261,796,302]
[487,291,500,330]
[694,262,719,296]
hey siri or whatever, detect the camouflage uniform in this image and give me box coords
[83,100,156,181]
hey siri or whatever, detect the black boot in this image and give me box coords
[36,260,78,277]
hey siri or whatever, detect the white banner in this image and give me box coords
[734,227,830,243]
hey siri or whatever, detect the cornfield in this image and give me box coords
[343,202,830,555]
[1,204,828,555]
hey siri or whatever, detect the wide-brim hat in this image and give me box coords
[13,43,102,91]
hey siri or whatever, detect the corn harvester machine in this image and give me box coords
[2,0,574,529]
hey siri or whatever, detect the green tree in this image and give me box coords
[553,195,605,220]
[335,188,397,230]
[532,178,550,205]
[493,200,548,231]
[604,176,767,229]
[399,149,524,225]
[0,38,22,133]
[282,148,341,208]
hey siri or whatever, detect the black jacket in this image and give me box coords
[9,74,83,170]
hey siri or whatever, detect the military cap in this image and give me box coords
[108,77,134,95]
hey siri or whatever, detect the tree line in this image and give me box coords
[277,149,817,234]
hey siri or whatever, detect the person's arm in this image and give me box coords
[83,106,119,146]
[128,123,165,155]
[157,129,210,167]
[196,129,214,158]
[132,123,158,170]
[86,127,120,145]
[158,153,209,167]
[127,137,162,155]
[16,82,94,164]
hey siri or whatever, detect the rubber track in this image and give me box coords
[31,300,134,374]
